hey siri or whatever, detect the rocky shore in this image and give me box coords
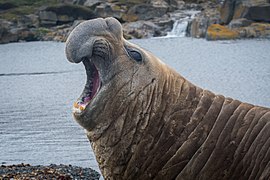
[0,0,269,44]
[0,163,100,179]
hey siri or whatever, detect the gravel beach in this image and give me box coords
[0,163,100,180]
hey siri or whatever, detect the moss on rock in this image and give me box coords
[206,24,239,40]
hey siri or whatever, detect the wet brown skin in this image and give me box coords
[65,17,270,180]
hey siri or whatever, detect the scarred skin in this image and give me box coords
[65,17,270,180]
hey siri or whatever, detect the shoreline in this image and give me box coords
[0,163,100,179]
[1,0,270,44]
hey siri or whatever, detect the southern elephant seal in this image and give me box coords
[65,17,270,180]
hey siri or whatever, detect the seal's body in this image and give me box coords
[66,17,270,180]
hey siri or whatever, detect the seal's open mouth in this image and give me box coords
[73,58,101,114]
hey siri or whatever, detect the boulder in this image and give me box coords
[188,4,220,38]
[189,15,209,38]
[122,20,162,39]
[206,24,239,40]
[126,4,168,21]
[220,0,270,24]
[39,11,58,26]
[220,0,236,24]
[83,0,105,8]
[241,23,270,38]
[228,18,253,28]
[39,4,96,26]
[243,4,270,22]
[0,20,18,44]
[0,2,17,10]
[94,3,127,20]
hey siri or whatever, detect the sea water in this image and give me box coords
[0,38,269,172]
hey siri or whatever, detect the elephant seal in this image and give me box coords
[65,17,270,180]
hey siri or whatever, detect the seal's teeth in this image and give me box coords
[80,106,85,111]
[73,102,79,108]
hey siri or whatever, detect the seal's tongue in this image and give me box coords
[73,60,101,113]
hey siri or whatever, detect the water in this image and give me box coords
[0,38,270,174]
[166,10,200,37]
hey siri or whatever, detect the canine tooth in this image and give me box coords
[73,102,79,108]
[80,106,85,111]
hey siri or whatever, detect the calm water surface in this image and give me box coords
[0,38,269,172]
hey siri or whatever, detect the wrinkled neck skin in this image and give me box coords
[87,51,197,178]
[88,48,270,180]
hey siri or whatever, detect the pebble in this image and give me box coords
[0,163,100,180]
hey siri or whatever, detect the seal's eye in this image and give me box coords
[125,46,142,62]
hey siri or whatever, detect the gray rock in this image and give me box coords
[228,18,253,28]
[123,20,162,39]
[220,0,270,24]
[39,11,57,26]
[84,0,105,7]
[189,15,209,38]
[0,20,18,44]
[39,4,96,26]
[220,0,236,24]
[0,2,17,10]
[127,4,168,20]
[95,3,126,20]
[243,4,270,22]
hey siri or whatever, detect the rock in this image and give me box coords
[220,0,236,24]
[39,4,96,26]
[228,18,253,28]
[188,3,220,38]
[126,4,168,21]
[39,11,58,26]
[0,2,17,10]
[243,4,270,22]
[152,16,174,34]
[83,0,105,8]
[94,3,127,20]
[220,0,270,24]
[123,20,162,39]
[0,20,18,44]
[206,24,239,40]
[240,23,270,38]
[189,15,209,38]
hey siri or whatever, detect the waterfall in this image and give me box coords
[166,10,200,38]
[167,18,189,37]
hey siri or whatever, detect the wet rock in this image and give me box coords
[206,24,239,40]
[189,15,209,38]
[188,3,220,38]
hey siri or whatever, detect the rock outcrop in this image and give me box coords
[0,0,270,43]
[205,0,270,40]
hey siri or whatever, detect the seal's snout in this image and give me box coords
[65,17,123,64]
[104,17,123,40]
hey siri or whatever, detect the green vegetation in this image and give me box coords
[0,0,58,21]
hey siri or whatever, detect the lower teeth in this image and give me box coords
[73,102,86,113]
